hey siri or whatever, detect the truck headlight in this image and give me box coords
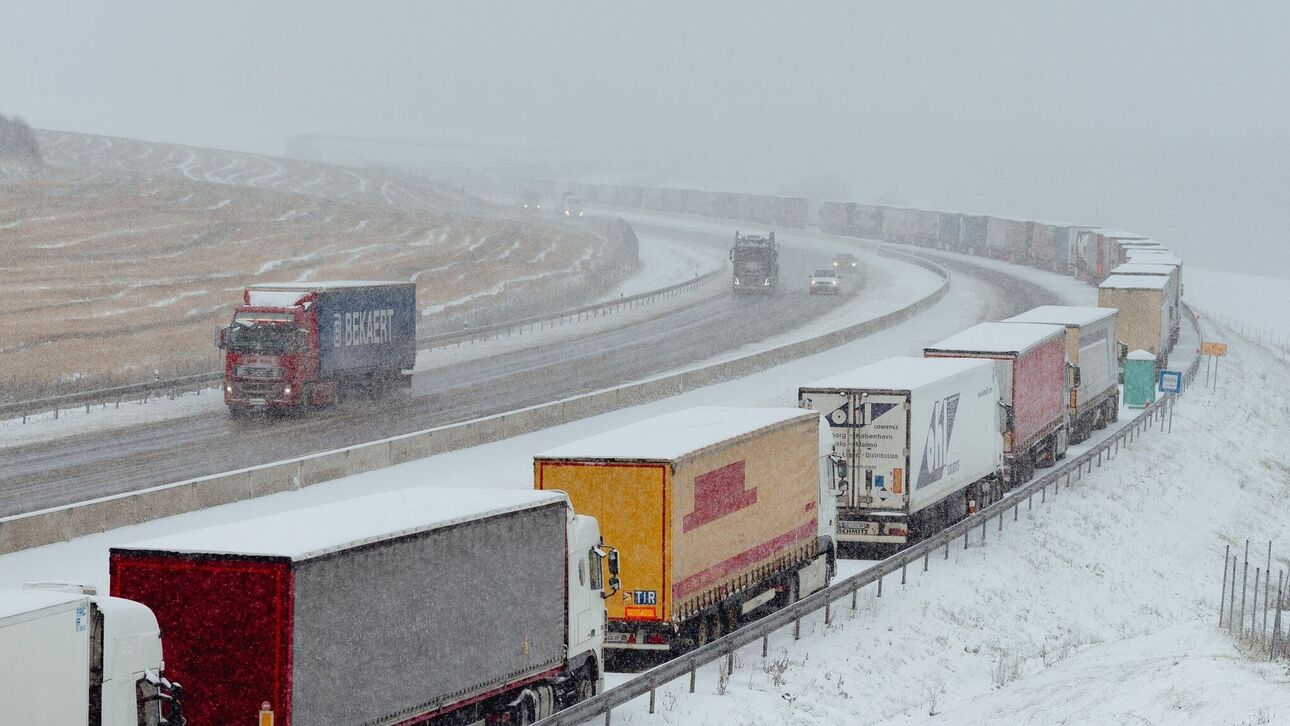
[225,384,233,394]
[764,278,771,286]
[283,386,292,395]
[733,278,741,285]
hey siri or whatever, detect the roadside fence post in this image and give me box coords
[1254,568,1262,643]
[1221,544,1230,625]
[1230,556,1238,632]
[1273,581,1285,660]
[1241,542,1250,639]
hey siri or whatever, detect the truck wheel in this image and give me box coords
[697,613,722,647]
[723,606,739,635]
[573,670,596,704]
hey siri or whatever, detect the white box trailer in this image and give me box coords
[0,586,180,726]
[1003,306,1121,443]
[799,357,1004,548]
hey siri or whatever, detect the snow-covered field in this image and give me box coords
[1183,266,1290,348]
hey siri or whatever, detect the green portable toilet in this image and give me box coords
[1124,349,1156,408]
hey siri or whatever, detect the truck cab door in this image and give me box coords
[567,515,605,661]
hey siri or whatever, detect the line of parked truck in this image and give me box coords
[6,299,1176,725]
[10,188,1185,724]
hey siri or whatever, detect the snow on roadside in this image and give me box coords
[0,388,228,449]
[592,230,727,303]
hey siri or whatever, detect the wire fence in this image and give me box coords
[1218,540,1290,660]
[1193,308,1290,355]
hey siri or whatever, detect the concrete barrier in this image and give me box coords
[0,249,948,555]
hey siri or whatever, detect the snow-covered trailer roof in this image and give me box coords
[536,406,816,463]
[0,589,84,621]
[245,281,414,308]
[1003,305,1117,327]
[247,281,411,290]
[1125,251,1182,266]
[115,488,566,561]
[801,356,991,392]
[1111,263,1176,276]
[1099,274,1169,290]
[924,322,1065,356]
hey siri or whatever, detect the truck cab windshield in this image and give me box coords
[227,315,300,355]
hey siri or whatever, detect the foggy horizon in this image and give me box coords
[5,1,1287,275]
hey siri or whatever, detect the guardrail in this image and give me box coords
[420,267,723,351]
[0,267,725,423]
[0,248,946,554]
[535,305,1205,726]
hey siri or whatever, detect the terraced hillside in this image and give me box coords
[1,136,632,399]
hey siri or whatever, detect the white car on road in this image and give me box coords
[809,268,841,295]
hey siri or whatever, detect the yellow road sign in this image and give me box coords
[1201,342,1228,356]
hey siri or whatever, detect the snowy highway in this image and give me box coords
[1,218,948,516]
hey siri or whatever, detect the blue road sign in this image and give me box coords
[1158,369,1183,394]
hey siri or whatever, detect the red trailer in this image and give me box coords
[925,322,1069,487]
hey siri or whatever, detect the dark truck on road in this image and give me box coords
[730,231,779,293]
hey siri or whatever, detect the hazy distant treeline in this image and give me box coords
[0,113,42,166]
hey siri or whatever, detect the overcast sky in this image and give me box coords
[4,2,1287,274]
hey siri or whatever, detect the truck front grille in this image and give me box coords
[236,381,282,398]
[235,365,283,380]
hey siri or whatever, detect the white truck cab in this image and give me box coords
[0,584,184,726]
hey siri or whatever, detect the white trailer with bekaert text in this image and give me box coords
[799,357,1004,549]
[1003,306,1121,443]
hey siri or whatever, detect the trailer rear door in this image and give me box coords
[537,461,669,623]
[802,390,909,513]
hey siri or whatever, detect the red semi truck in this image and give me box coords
[110,488,617,726]
[216,281,417,415]
[925,322,1070,487]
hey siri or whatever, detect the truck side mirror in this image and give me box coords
[1118,342,1129,361]
[998,403,1014,434]
[607,549,620,577]
[214,326,227,350]
[605,576,621,599]
[1067,362,1081,388]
